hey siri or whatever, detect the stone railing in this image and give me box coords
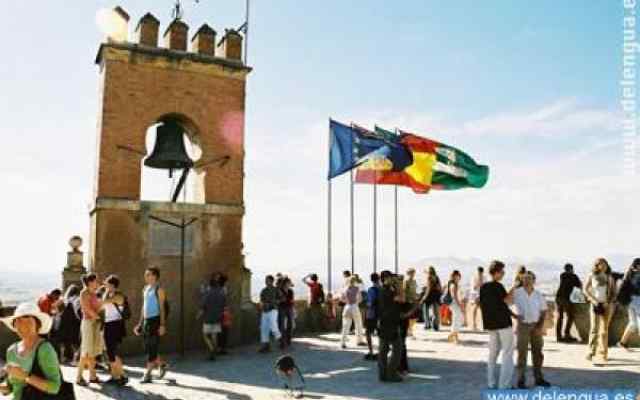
[1,300,636,357]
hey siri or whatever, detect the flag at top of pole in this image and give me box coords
[328,120,413,179]
[356,127,489,193]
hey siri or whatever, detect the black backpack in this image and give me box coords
[155,286,170,319]
[116,295,132,321]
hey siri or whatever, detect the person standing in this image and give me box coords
[258,275,282,353]
[102,275,128,386]
[513,272,550,389]
[584,258,617,364]
[555,263,582,343]
[404,269,418,338]
[198,275,226,360]
[480,260,515,390]
[302,273,325,332]
[377,271,403,382]
[469,267,485,331]
[340,276,365,349]
[217,274,231,355]
[58,284,81,364]
[37,289,63,316]
[278,278,295,349]
[422,267,442,331]
[75,273,105,386]
[0,303,63,399]
[364,273,381,361]
[618,258,640,350]
[133,267,169,383]
[447,270,464,345]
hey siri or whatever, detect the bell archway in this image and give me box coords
[140,114,205,204]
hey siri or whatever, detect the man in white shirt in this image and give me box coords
[512,271,550,389]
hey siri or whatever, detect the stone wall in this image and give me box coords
[1,301,636,358]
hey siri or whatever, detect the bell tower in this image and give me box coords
[90,6,252,351]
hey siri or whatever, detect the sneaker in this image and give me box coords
[565,336,578,343]
[140,373,152,384]
[535,379,551,388]
[157,363,169,380]
[619,342,631,352]
[517,381,527,389]
[75,378,88,387]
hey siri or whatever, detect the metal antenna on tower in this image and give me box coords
[172,0,183,20]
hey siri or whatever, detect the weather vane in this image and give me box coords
[172,0,200,20]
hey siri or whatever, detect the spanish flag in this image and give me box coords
[356,127,489,193]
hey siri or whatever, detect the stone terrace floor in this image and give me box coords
[64,328,640,400]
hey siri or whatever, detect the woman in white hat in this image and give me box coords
[0,302,62,399]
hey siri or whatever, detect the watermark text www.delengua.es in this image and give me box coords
[622,0,638,176]
[482,388,637,400]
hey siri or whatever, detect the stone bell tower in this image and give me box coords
[90,6,252,352]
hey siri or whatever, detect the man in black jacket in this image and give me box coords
[377,271,403,382]
[555,263,582,342]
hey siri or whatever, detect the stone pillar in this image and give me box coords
[62,236,87,290]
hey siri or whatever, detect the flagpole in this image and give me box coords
[394,128,399,274]
[327,121,333,295]
[350,169,355,275]
[373,171,378,274]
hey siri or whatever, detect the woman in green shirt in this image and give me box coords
[0,302,62,399]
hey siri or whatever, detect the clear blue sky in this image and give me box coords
[0,1,636,280]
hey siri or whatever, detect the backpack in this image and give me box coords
[316,284,326,304]
[441,284,453,305]
[115,295,132,321]
[155,286,170,319]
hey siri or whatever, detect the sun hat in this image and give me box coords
[1,302,52,335]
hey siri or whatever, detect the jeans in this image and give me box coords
[488,327,515,389]
[423,302,440,331]
[261,309,281,344]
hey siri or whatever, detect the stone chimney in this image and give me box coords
[164,19,189,51]
[113,6,130,23]
[191,24,216,56]
[136,12,160,47]
[218,29,243,61]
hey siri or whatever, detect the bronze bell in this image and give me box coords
[144,119,194,171]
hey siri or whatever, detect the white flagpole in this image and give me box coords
[350,168,355,275]
[327,121,333,294]
[373,169,378,274]
[394,128,400,274]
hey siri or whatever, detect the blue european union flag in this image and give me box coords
[328,119,391,179]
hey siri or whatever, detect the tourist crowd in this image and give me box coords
[1,257,639,398]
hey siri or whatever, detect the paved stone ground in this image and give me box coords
[64,327,640,400]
